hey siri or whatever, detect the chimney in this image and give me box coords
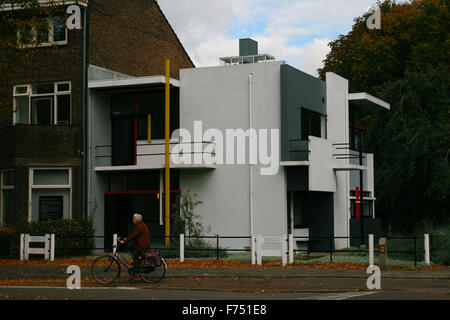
[239,38,258,56]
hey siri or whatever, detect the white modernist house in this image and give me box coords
[86,39,389,252]
[178,39,390,250]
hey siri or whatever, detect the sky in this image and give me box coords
[158,0,379,76]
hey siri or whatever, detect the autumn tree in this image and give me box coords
[319,0,449,232]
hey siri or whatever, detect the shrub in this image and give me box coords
[429,225,450,266]
[7,217,95,258]
[0,226,14,257]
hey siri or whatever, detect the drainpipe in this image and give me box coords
[249,73,254,236]
[82,6,88,220]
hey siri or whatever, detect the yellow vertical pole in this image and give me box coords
[165,59,171,246]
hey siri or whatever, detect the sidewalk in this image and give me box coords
[0,261,449,281]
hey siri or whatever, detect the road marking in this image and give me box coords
[319,291,377,300]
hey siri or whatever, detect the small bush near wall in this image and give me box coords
[429,225,450,266]
[6,218,95,258]
[0,226,14,257]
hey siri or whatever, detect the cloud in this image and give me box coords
[158,0,377,75]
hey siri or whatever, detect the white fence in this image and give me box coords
[20,234,55,261]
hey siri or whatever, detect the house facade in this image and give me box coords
[0,1,193,230]
[178,39,389,250]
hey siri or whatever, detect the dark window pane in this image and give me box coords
[32,83,54,94]
[52,15,66,42]
[18,24,34,45]
[301,108,322,140]
[57,83,70,92]
[32,98,52,124]
[138,117,148,140]
[2,190,15,226]
[15,96,30,124]
[310,112,321,138]
[14,86,28,95]
[36,17,49,43]
[112,94,134,115]
[2,171,14,187]
[57,95,70,125]
[301,110,310,140]
[39,196,63,221]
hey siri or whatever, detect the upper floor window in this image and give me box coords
[17,14,68,48]
[301,108,327,140]
[13,82,71,125]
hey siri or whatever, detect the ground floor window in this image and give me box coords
[1,170,15,226]
[29,168,71,221]
[350,199,374,219]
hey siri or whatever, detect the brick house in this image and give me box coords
[0,0,193,227]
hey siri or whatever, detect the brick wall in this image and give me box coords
[89,0,194,79]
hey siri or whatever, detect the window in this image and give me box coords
[13,82,71,125]
[39,196,63,221]
[17,14,67,48]
[301,108,326,140]
[1,170,15,226]
[29,168,71,222]
[350,199,374,218]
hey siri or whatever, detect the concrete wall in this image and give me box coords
[326,72,350,249]
[87,89,112,239]
[179,62,288,248]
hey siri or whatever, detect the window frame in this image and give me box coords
[0,169,15,227]
[28,168,72,222]
[13,82,71,126]
[17,14,68,48]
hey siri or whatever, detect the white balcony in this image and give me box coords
[94,140,217,172]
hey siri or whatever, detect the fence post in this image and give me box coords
[50,234,55,261]
[414,234,417,267]
[216,234,219,261]
[288,234,294,264]
[112,234,118,256]
[369,234,374,266]
[281,235,287,266]
[424,234,430,265]
[180,233,184,263]
[251,234,256,265]
[20,234,24,261]
[256,234,262,266]
[24,234,30,260]
[44,234,50,260]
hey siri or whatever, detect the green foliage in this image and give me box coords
[173,190,211,247]
[5,217,96,258]
[319,0,449,231]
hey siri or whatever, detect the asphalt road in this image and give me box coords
[0,276,448,300]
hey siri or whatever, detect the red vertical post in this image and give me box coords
[356,186,360,220]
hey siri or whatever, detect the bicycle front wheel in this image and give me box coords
[91,255,121,285]
[139,257,167,284]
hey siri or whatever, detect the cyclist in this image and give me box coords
[119,213,150,276]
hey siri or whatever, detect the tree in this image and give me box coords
[318,0,449,232]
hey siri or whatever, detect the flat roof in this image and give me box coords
[88,76,180,89]
[348,92,390,110]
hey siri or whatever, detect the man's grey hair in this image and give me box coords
[133,213,143,222]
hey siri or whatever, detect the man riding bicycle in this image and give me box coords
[119,213,150,276]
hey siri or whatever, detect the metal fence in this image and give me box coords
[4,233,437,266]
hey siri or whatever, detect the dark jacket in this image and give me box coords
[125,221,150,252]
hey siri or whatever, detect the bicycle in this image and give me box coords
[91,237,167,285]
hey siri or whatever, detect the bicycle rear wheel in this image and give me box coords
[139,257,167,284]
[91,255,121,285]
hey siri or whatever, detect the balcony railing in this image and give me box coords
[94,140,217,170]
